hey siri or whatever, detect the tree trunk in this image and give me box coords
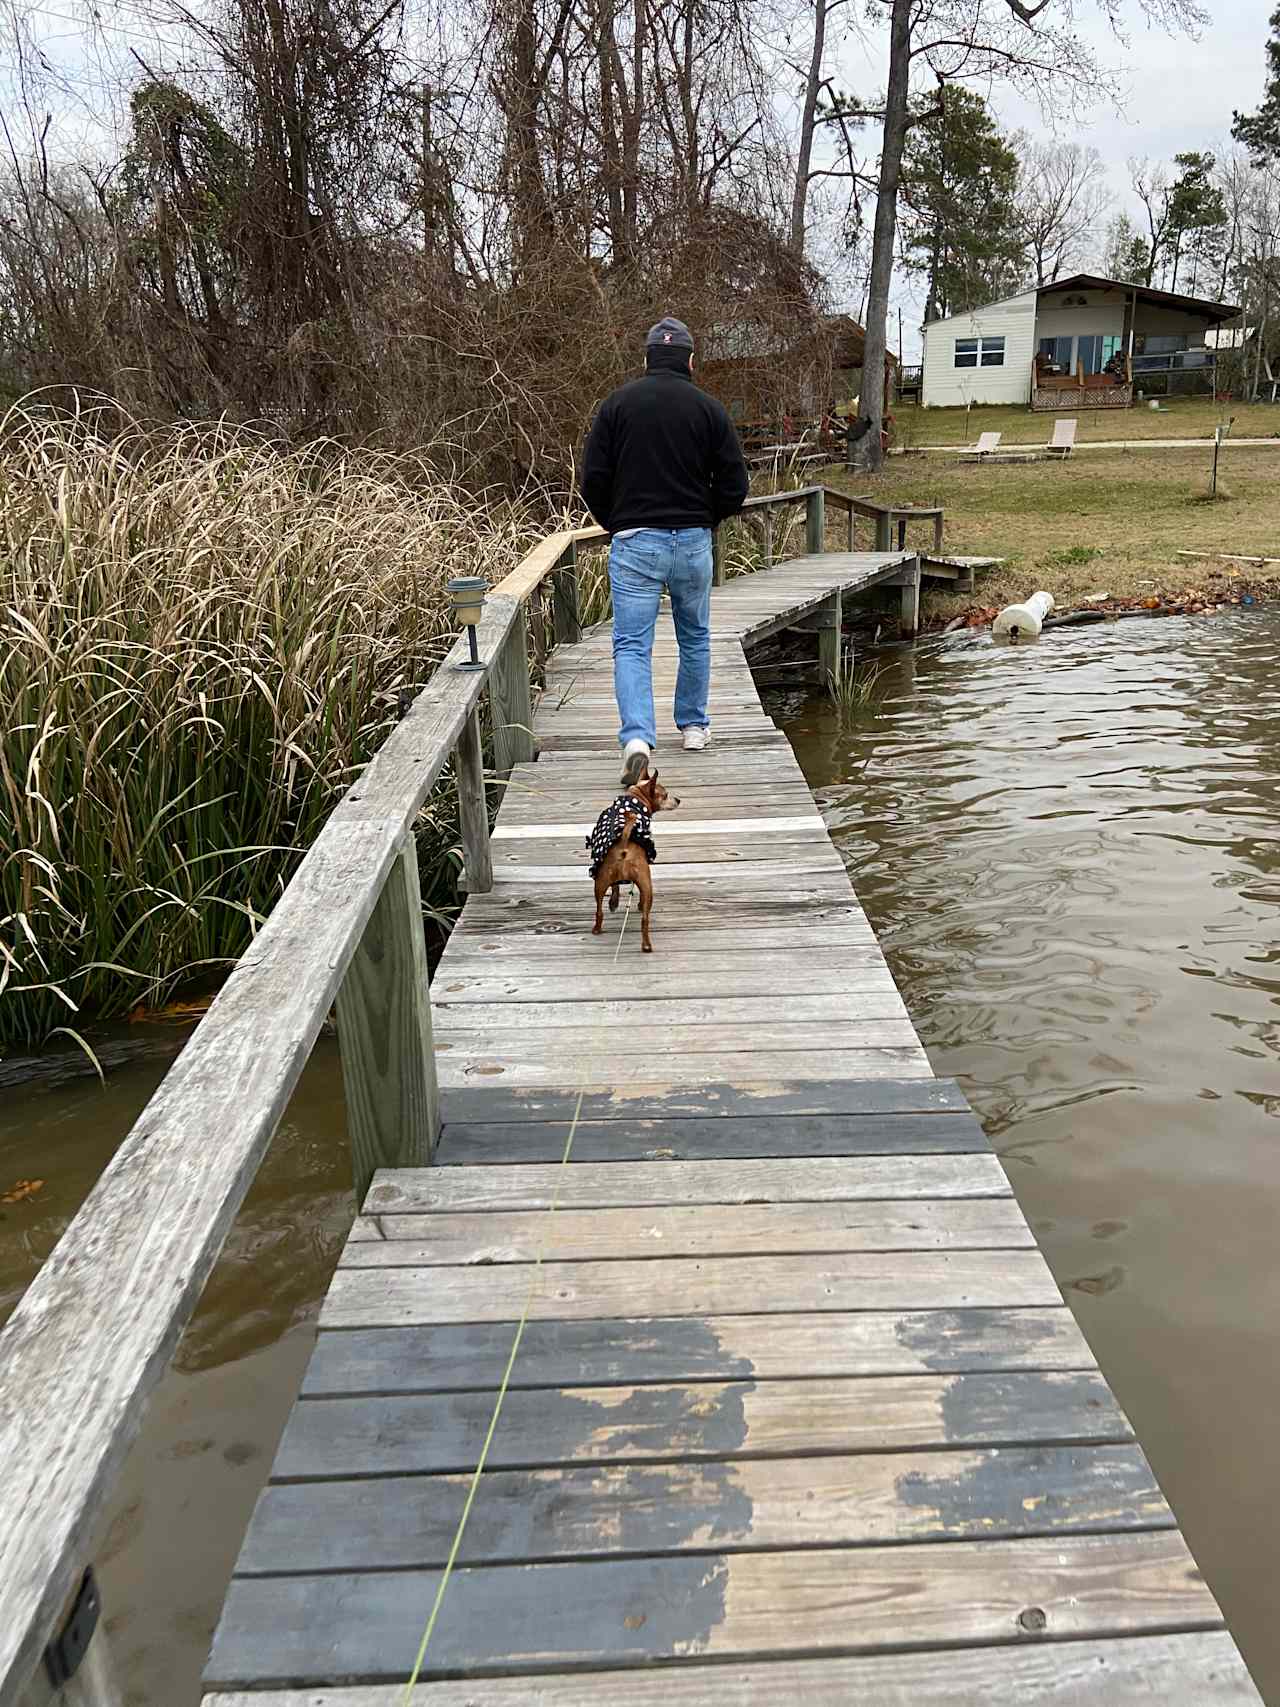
[789,0,828,254]
[852,0,911,474]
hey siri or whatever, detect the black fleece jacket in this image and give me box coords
[581,358,750,535]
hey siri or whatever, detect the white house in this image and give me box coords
[921,274,1241,411]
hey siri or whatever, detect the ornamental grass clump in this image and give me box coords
[0,404,535,1048]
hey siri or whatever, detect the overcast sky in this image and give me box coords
[833,1,1272,354]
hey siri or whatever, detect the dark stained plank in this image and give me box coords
[368,1154,1007,1213]
[200,1631,1266,1705]
[434,1110,989,1165]
[204,1530,1220,1687]
[302,1307,1096,1396]
[438,1077,971,1125]
[275,1370,1128,1479]
[238,1444,1171,1574]
[344,1199,1034,1266]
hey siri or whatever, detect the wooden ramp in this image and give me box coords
[204,551,1261,1703]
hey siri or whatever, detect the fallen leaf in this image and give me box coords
[1,1179,45,1205]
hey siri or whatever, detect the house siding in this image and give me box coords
[1035,294,1127,346]
[921,290,1038,406]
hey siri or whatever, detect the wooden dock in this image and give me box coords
[0,487,1259,1706]
[202,541,1260,1701]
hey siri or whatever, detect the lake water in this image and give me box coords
[2,604,1278,1701]
[783,604,1280,1701]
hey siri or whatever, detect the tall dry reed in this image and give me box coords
[0,405,536,1048]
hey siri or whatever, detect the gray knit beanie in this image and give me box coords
[645,316,694,352]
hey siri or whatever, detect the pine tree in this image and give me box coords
[899,87,1025,319]
[1233,5,1280,159]
[1102,213,1151,284]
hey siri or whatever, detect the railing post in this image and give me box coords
[552,541,581,646]
[846,505,855,552]
[529,582,547,682]
[335,834,439,1207]
[489,609,536,772]
[456,705,493,894]
[712,530,724,587]
[18,1568,123,1706]
[817,586,842,688]
[805,488,825,556]
[874,509,892,552]
[762,513,773,568]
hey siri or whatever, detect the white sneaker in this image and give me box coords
[620,738,652,784]
[682,726,711,752]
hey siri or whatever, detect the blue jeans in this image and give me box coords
[609,527,712,748]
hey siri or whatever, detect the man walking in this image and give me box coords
[582,316,750,784]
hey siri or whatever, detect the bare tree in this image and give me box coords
[787,0,873,255]
[1015,137,1111,283]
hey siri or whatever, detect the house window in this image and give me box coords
[955,336,1005,368]
[1074,334,1122,375]
[1038,336,1073,372]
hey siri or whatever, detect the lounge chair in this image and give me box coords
[958,431,1002,459]
[1047,418,1077,458]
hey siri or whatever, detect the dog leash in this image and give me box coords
[399,887,635,1701]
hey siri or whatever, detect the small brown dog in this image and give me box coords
[587,769,679,952]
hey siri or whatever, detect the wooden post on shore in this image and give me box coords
[713,530,724,587]
[456,706,494,895]
[552,541,581,646]
[336,835,439,1205]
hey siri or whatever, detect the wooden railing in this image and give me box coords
[0,482,888,1704]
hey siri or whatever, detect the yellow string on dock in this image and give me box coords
[399,888,634,1702]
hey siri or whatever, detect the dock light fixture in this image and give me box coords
[447,576,487,670]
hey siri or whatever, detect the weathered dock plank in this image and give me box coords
[201,1633,1264,1704]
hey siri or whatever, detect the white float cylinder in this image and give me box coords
[993,590,1054,641]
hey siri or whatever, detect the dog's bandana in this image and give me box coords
[586,794,658,879]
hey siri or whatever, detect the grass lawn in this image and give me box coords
[825,442,1280,622]
[896,397,1280,449]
